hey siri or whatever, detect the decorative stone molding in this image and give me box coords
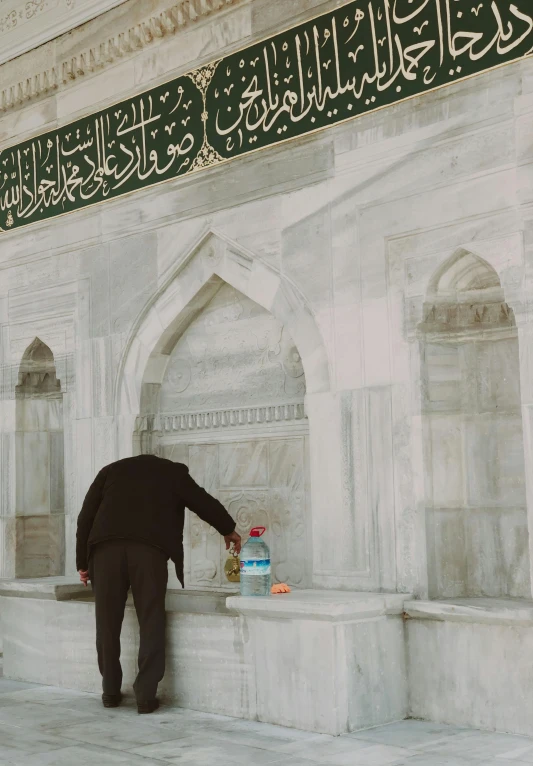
[418,300,515,334]
[134,402,307,435]
[15,337,62,398]
[0,0,128,67]
[0,0,240,114]
[400,241,526,342]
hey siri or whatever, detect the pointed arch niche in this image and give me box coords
[15,338,65,578]
[117,232,330,591]
[419,249,530,598]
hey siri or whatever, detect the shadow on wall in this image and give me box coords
[15,338,65,578]
[419,249,530,599]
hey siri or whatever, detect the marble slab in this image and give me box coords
[0,586,252,718]
[228,590,411,735]
[0,575,88,600]
[227,590,411,621]
[405,597,533,626]
[406,598,533,736]
[0,577,233,613]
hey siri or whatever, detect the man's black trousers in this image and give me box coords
[88,538,169,703]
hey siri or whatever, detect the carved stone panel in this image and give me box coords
[222,483,308,587]
[165,437,309,591]
[159,283,305,413]
[158,281,309,591]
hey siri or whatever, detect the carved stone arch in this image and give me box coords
[16,337,61,397]
[115,228,331,420]
[115,229,322,590]
[427,248,504,304]
[420,248,514,334]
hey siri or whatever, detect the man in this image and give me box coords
[76,454,241,714]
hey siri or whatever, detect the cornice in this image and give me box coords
[0,0,240,115]
[0,0,129,67]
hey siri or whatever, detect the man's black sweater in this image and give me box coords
[76,454,236,585]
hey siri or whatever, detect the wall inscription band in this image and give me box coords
[1,0,532,232]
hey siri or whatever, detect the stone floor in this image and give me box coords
[1,672,533,765]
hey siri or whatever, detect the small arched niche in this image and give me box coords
[136,278,310,592]
[419,250,530,598]
[15,338,65,578]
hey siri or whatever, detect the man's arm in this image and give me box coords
[76,466,109,572]
[176,465,240,551]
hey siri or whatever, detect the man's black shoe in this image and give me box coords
[137,698,159,714]
[102,692,122,708]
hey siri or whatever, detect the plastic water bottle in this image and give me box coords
[239,527,271,597]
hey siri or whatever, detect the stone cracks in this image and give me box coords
[0,0,240,114]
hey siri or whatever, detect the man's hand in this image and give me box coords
[224,530,242,555]
[78,569,90,587]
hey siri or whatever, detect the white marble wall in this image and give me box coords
[406,599,533,737]
[422,330,529,598]
[1,585,408,734]
[0,0,532,599]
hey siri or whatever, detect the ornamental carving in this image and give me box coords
[159,284,306,412]
[142,404,307,435]
[419,300,515,333]
[184,476,308,590]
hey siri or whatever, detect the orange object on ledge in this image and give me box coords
[271,583,291,594]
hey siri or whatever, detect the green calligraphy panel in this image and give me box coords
[1,0,532,232]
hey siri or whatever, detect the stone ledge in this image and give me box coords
[405,597,533,626]
[166,588,233,614]
[0,577,235,615]
[73,589,237,615]
[0,576,88,601]
[226,590,412,622]
[0,580,414,621]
